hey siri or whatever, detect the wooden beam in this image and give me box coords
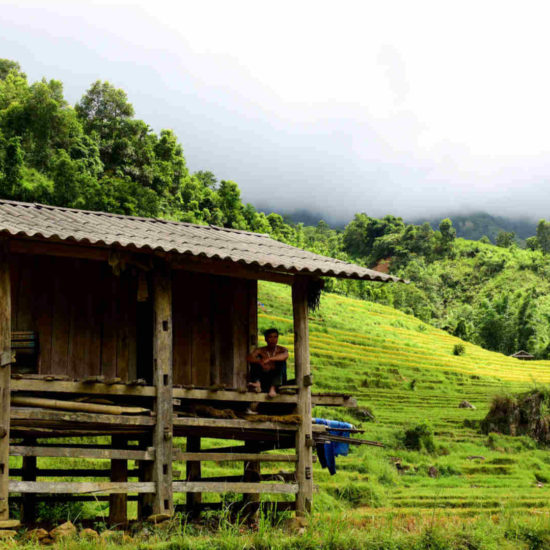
[10,495,139,502]
[11,379,156,397]
[0,241,11,521]
[8,239,109,262]
[9,481,155,494]
[10,409,155,426]
[9,446,154,461]
[242,441,260,515]
[150,265,174,516]
[172,451,297,463]
[20,438,37,523]
[292,277,313,516]
[173,482,298,494]
[173,417,299,431]
[109,436,128,526]
[11,379,354,407]
[170,255,294,285]
[173,387,298,403]
[185,436,201,518]
[10,468,181,478]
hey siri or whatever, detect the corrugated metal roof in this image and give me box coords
[0,200,402,282]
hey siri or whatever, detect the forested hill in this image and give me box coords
[416,212,537,244]
[4,59,550,360]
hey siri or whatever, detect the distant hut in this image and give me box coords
[510,350,535,360]
[0,199,404,527]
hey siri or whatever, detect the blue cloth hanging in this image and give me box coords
[313,418,353,475]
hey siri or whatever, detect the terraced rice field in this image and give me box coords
[258,282,550,518]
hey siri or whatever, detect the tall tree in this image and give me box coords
[536,220,550,254]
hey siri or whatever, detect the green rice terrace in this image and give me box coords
[258,281,550,519]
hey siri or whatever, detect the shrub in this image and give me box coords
[481,390,550,445]
[453,343,466,356]
[403,422,436,453]
[329,482,386,507]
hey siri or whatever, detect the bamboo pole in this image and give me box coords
[11,396,149,415]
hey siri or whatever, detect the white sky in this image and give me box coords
[2,0,550,221]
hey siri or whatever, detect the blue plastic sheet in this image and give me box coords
[313,418,353,475]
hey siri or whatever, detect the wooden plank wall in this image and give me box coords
[10,254,137,380]
[10,252,257,387]
[172,272,256,390]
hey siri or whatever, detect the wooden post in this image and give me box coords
[109,436,128,526]
[136,435,152,521]
[186,436,201,517]
[292,277,313,516]
[21,438,37,523]
[241,440,260,517]
[148,265,174,516]
[0,241,11,522]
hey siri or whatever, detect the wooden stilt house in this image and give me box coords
[0,199,400,526]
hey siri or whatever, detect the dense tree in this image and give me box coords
[496,230,515,248]
[536,220,550,254]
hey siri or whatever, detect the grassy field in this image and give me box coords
[6,281,550,548]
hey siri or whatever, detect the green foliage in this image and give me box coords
[496,230,516,248]
[403,423,436,453]
[453,343,466,356]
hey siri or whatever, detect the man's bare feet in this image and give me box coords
[267,386,277,398]
[247,381,261,393]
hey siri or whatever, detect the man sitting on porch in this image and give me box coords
[247,328,289,398]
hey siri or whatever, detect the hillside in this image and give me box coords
[258,282,550,517]
[416,212,537,244]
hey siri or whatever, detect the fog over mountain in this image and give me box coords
[3,1,550,221]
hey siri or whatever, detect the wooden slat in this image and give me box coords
[116,271,131,381]
[109,435,128,525]
[10,379,354,406]
[21,438,37,523]
[173,417,299,431]
[191,275,211,387]
[10,468,181,478]
[9,446,155,461]
[68,260,87,380]
[185,436,201,517]
[34,256,53,374]
[15,256,33,335]
[293,277,313,515]
[9,481,155,494]
[11,378,156,396]
[232,279,249,390]
[50,258,71,375]
[173,481,298,494]
[172,271,193,386]
[10,409,155,426]
[0,241,11,520]
[172,451,297,463]
[101,274,118,379]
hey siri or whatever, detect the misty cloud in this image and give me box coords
[3,0,550,224]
